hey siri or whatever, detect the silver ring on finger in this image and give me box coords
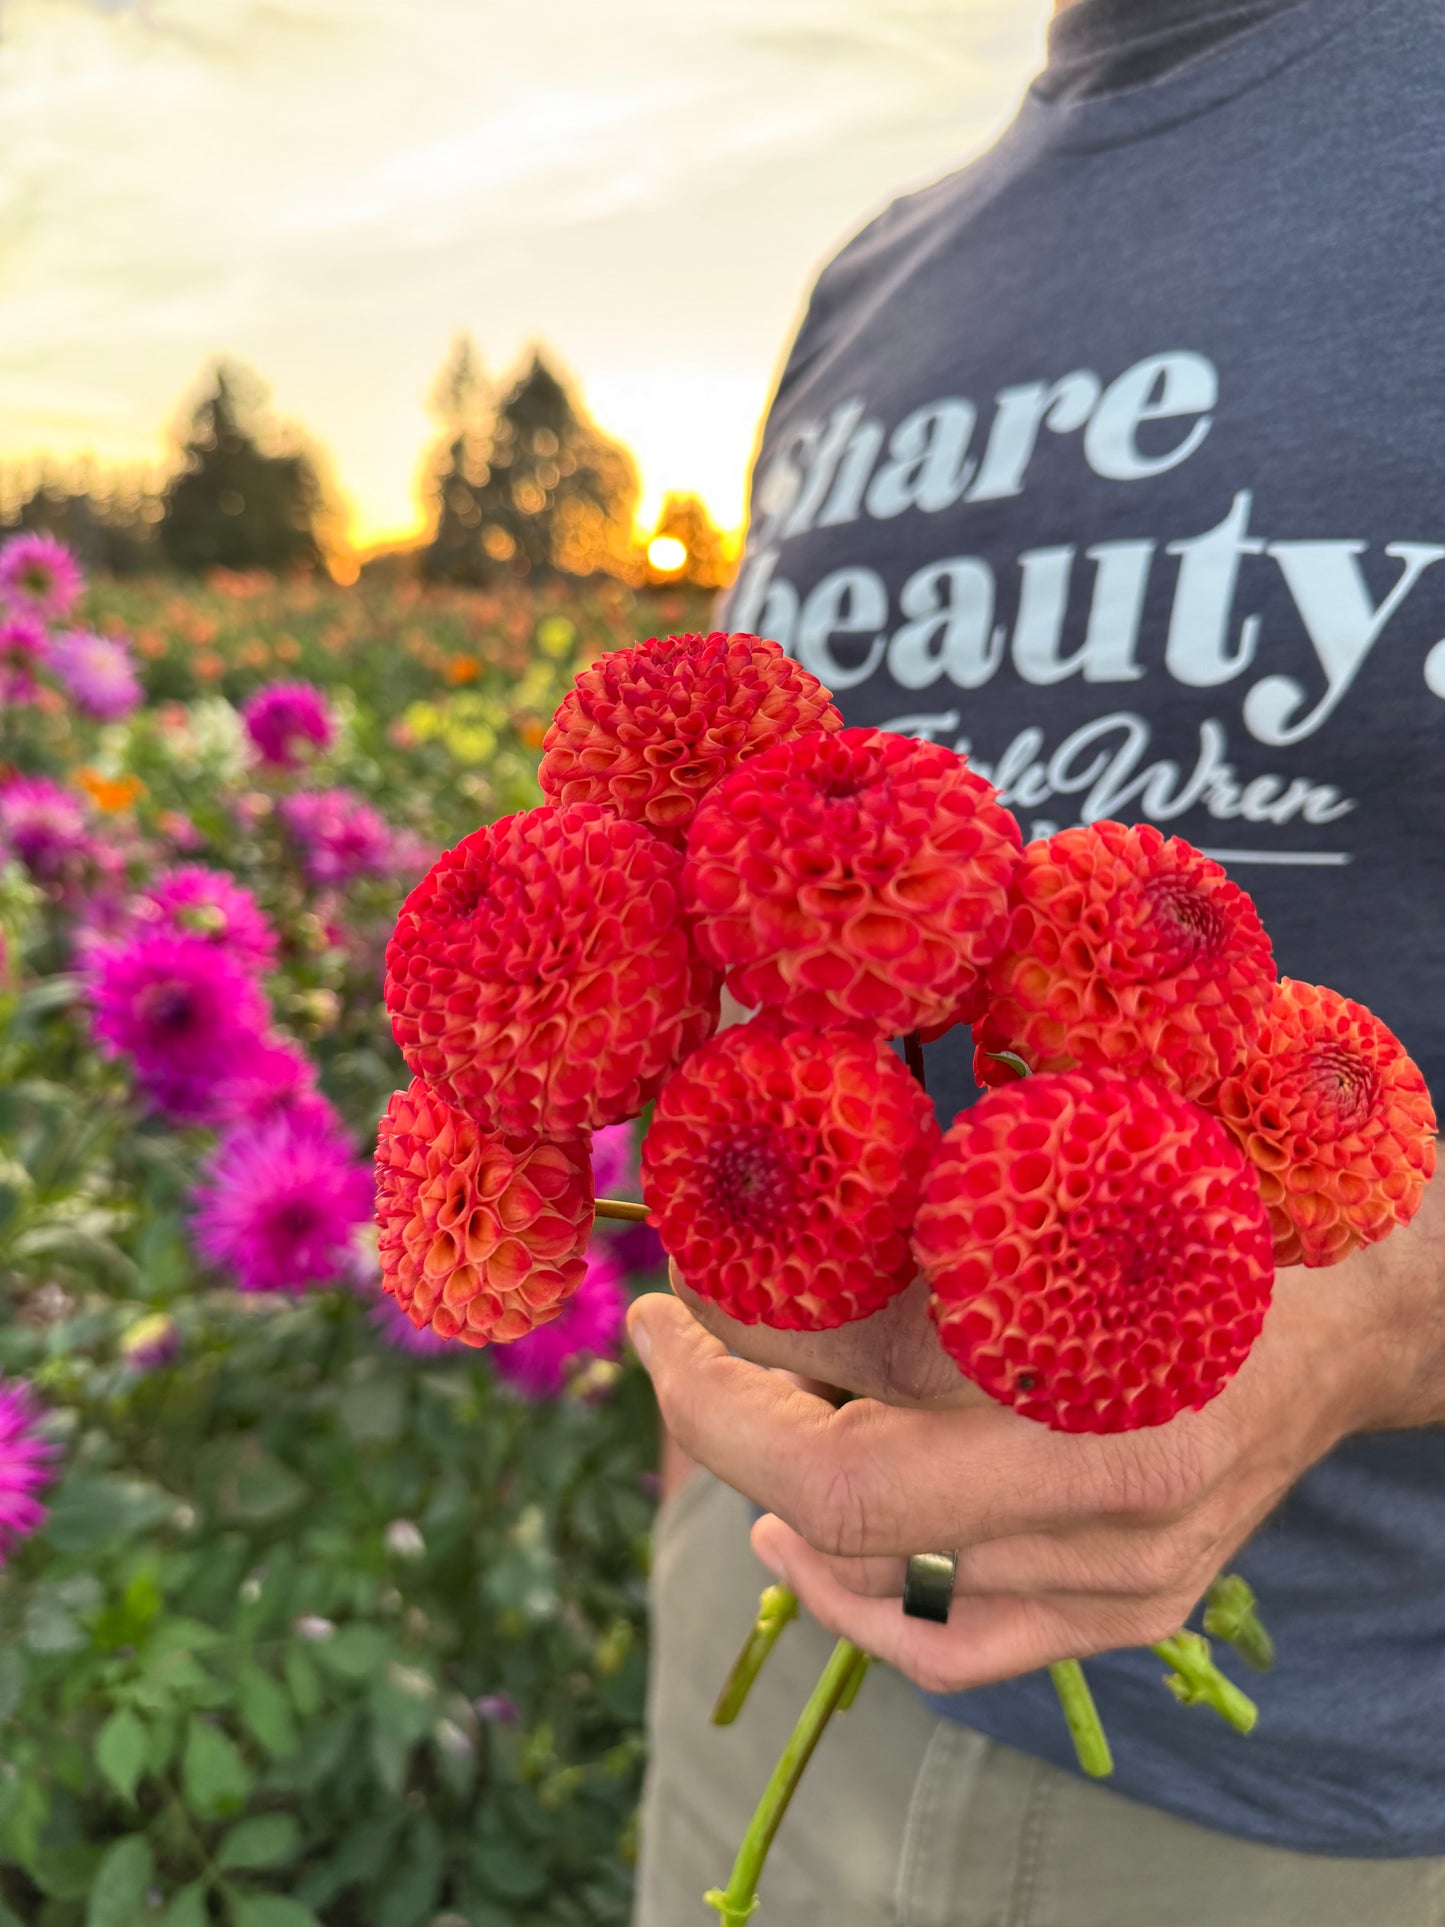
[902,1549,959,1623]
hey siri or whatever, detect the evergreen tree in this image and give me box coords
[420,336,493,587]
[423,350,639,581]
[159,364,327,576]
[649,491,734,590]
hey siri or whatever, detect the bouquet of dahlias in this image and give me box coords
[375,631,1436,1925]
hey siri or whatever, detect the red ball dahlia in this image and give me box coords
[686,727,1022,1037]
[385,803,719,1136]
[976,821,1275,1100]
[539,631,841,841]
[914,1069,1275,1433]
[641,1020,940,1330]
[1210,979,1437,1269]
[375,1077,593,1347]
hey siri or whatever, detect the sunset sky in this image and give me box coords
[0,0,1049,551]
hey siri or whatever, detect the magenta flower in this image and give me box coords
[278,788,392,887]
[134,865,278,975]
[491,1245,627,1399]
[210,1035,333,1132]
[120,1313,182,1374]
[591,1121,639,1201]
[0,616,48,705]
[0,775,124,913]
[0,1378,57,1566]
[88,928,270,1121]
[47,629,143,721]
[242,682,334,769]
[369,1291,454,1356]
[0,532,83,623]
[192,1111,374,1294]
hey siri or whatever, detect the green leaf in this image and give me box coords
[11,1222,137,1284]
[86,1834,154,1927]
[227,1896,322,1927]
[283,1646,322,1719]
[237,1666,298,1760]
[338,1374,405,1445]
[96,1707,150,1804]
[315,1624,388,1681]
[223,1453,306,1526]
[217,1813,302,1871]
[44,1474,174,1554]
[160,1883,210,1927]
[0,1644,27,1721]
[182,1719,252,1822]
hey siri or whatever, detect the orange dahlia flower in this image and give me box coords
[385,803,719,1136]
[914,1069,1274,1433]
[686,727,1022,1038]
[375,1078,593,1347]
[1210,979,1437,1269]
[976,821,1275,1101]
[642,1020,940,1330]
[539,631,841,841]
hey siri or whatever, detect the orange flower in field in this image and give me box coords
[540,631,841,841]
[642,1020,939,1330]
[375,1078,592,1346]
[516,716,547,750]
[914,1070,1275,1433]
[194,651,224,681]
[75,769,145,813]
[445,654,480,685]
[976,821,1275,1100]
[385,803,719,1137]
[687,727,1022,1038]
[1210,979,1436,1268]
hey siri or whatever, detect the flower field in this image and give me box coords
[0,540,712,1927]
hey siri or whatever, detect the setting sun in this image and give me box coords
[646,535,688,574]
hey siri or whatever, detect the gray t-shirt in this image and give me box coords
[723,0,1445,1857]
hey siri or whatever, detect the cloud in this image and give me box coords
[0,0,1046,540]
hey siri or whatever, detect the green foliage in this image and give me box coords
[0,571,714,1922]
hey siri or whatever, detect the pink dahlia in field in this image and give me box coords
[491,1243,627,1398]
[88,928,270,1121]
[0,532,83,622]
[279,788,392,887]
[0,776,91,885]
[133,865,278,975]
[209,1034,332,1132]
[0,615,47,705]
[591,1121,640,1201]
[46,629,143,721]
[192,1110,373,1294]
[242,681,335,769]
[0,1377,57,1566]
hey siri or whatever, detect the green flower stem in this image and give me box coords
[595,1196,649,1223]
[705,1636,866,1926]
[837,1646,871,1713]
[1048,1659,1114,1778]
[712,1586,800,1727]
[1152,1632,1259,1732]
[1204,1573,1275,1673]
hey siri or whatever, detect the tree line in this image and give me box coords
[0,339,732,591]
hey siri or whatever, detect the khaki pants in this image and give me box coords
[633,1473,1445,1927]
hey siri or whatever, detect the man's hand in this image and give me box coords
[629,1168,1443,1695]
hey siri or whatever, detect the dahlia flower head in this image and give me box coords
[490,1243,627,1398]
[88,927,271,1122]
[642,1020,940,1330]
[0,775,95,889]
[0,1376,57,1566]
[47,629,143,721]
[686,726,1023,1038]
[242,681,335,769]
[279,787,393,888]
[375,1076,594,1347]
[974,821,1276,1102]
[193,1109,373,1294]
[914,1069,1275,1433]
[385,802,719,1137]
[0,615,47,705]
[209,1034,334,1134]
[539,630,842,842]
[132,864,279,975]
[0,531,83,623]
[1210,978,1437,1269]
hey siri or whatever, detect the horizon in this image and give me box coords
[0,0,1048,557]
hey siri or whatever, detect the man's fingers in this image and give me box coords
[629,1294,1153,1554]
[747,1520,1144,1697]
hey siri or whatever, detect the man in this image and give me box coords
[629,0,1445,1920]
